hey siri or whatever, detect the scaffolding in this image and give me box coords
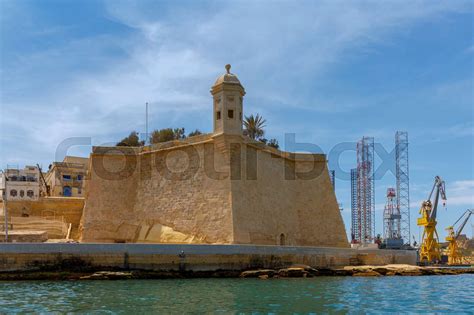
[354,137,375,243]
[396,131,410,245]
[383,187,403,248]
[350,168,358,242]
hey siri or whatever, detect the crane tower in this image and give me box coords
[383,188,403,248]
[417,176,446,264]
[395,131,410,245]
[445,209,473,265]
[350,168,358,243]
[351,137,375,244]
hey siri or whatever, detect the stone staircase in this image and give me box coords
[0,216,68,239]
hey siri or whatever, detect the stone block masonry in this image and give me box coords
[80,133,348,247]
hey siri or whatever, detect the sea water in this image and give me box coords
[1,275,473,313]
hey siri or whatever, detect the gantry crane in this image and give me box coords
[417,176,446,264]
[445,209,473,265]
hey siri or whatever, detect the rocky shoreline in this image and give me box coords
[240,264,474,279]
[0,264,472,281]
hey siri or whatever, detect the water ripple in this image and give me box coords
[0,275,473,313]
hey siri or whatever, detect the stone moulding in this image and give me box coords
[92,133,327,164]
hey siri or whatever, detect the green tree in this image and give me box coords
[116,131,144,147]
[244,114,266,140]
[188,129,203,137]
[267,138,279,149]
[150,128,186,144]
[258,137,279,149]
[174,128,186,140]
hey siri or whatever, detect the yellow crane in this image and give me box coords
[417,176,446,264]
[445,209,473,265]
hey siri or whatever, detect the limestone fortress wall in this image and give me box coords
[231,141,347,247]
[80,136,233,244]
[79,65,349,247]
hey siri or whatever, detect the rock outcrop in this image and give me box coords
[238,264,474,278]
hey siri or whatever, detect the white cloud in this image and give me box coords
[1,0,471,168]
[466,44,474,53]
[446,122,474,138]
[413,120,474,145]
[447,180,474,206]
[411,179,474,208]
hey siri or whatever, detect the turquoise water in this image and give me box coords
[1,275,473,313]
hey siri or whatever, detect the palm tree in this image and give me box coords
[244,114,266,140]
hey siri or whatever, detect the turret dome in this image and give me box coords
[213,64,242,86]
[211,64,245,136]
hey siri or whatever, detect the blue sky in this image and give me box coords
[1,0,473,241]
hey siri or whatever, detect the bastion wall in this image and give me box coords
[231,142,348,247]
[80,134,348,247]
[80,136,234,243]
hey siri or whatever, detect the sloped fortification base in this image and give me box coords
[0,244,416,273]
[80,134,348,247]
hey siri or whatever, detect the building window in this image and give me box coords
[77,175,83,181]
[27,190,34,198]
[228,109,234,119]
[20,190,25,197]
[62,175,71,181]
[239,112,242,121]
[10,189,17,197]
[63,186,72,197]
[78,188,82,195]
[26,176,36,182]
[216,111,221,120]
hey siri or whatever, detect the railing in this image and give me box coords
[0,213,13,231]
[0,223,13,231]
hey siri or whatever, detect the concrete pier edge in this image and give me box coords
[0,243,417,272]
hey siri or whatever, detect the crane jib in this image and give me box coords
[428,176,447,221]
[454,209,473,240]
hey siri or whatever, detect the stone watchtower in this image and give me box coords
[211,64,246,135]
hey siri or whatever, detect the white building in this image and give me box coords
[0,166,41,201]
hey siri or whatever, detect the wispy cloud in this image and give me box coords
[410,179,474,208]
[447,180,474,206]
[1,0,472,168]
[466,44,474,54]
[414,121,474,145]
